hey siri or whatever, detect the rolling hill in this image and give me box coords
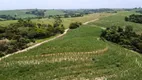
[0,10,142,80]
[0,24,142,80]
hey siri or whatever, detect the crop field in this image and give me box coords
[0,24,142,80]
[92,11,142,34]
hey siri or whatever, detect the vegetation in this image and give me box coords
[26,9,46,17]
[125,14,142,24]
[0,10,37,19]
[0,25,142,80]
[93,11,142,34]
[69,22,82,29]
[62,9,116,18]
[0,9,65,19]
[0,15,16,20]
[1,9,142,80]
[101,26,142,53]
[0,18,65,56]
[0,12,111,28]
[136,9,142,14]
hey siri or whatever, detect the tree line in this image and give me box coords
[0,15,16,21]
[125,14,142,24]
[101,26,142,54]
[26,9,46,17]
[0,17,65,57]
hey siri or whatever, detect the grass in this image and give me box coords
[0,9,65,18]
[0,12,112,28]
[45,10,65,16]
[0,24,142,80]
[0,10,37,18]
[92,11,142,34]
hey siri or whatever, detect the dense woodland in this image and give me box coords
[101,26,142,54]
[125,14,142,24]
[0,17,65,57]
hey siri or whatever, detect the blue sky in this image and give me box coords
[0,0,141,10]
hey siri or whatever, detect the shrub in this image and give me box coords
[0,18,65,56]
[101,26,142,54]
[69,22,82,29]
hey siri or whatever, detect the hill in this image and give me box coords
[0,24,142,80]
[0,10,142,80]
[0,12,111,27]
[92,11,142,34]
[0,9,65,19]
[0,10,37,18]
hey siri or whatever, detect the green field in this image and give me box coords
[0,9,65,19]
[92,11,142,34]
[0,12,112,27]
[1,24,142,80]
[1,10,142,80]
[0,10,37,18]
[45,10,65,16]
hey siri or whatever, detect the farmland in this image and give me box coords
[1,9,142,80]
[1,24,142,80]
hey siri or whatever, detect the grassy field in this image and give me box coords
[0,9,65,19]
[92,11,142,34]
[0,12,112,28]
[0,24,142,80]
[32,12,112,28]
[0,10,37,18]
[45,10,65,16]
[1,10,142,80]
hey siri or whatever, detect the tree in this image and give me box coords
[64,14,69,18]
[125,17,129,21]
[53,16,62,27]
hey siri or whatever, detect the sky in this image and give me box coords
[0,0,141,10]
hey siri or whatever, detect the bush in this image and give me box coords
[69,22,82,29]
[0,18,65,56]
[101,26,142,54]
[125,14,142,24]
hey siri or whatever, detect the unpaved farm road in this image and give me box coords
[83,19,99,25]
[0,19,100,61]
